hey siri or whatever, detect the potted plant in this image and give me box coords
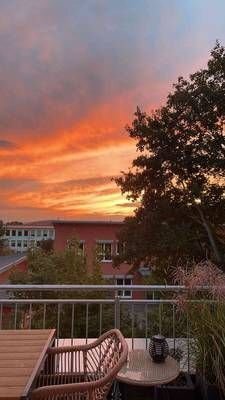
[157,372,196,400]
[191,303,225,400]
[174,260,225,400]
[156,346,196,400]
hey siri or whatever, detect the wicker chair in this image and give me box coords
[31,329,128,400]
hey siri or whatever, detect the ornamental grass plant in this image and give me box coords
[174,260,225,396]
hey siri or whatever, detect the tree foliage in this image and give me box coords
[9,242,108,337]
[115,42,225,273]
[10,240,104,287]
[0,221,11,255]
[39,238,54,253]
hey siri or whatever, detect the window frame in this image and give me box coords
[116,277,132,298]
[78,241,85,256]
[115,241,126,256]
[66,239,85,256]
[48,229,54,237]
[96,240,113,262]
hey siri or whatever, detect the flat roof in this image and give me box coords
[26,220,54,226]
[0,255,27,273]
[5,225,54,229]
[52,220,124,225]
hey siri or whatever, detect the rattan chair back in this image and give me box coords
[31,329,128,400]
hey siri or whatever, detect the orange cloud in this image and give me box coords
[0,98,138,220]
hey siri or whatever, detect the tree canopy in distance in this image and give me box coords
[115,42,225,273]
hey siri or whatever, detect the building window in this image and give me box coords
[78,242,84,256]
[23,241,28,248]
[43,230,48,237]
[17,240,22,247]
[4,239,9,247]
[96,241,112,262]
[30,230,35,237]
[116,278,132,298]
[11,241,16,247]
[12,230,16,236]
[18,230,22,236]
[49,229,53,237]
[116,241,126,256]
[6,230,10,236]
[37,230,41,237]
[67,239,85,255]
[24,230,28,237]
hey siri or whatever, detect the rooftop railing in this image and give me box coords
[0,284,212,372]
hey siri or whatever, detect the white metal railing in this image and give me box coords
[0,284,187,291]
[0,284,214,372]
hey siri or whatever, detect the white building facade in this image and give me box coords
[4,225,55,253]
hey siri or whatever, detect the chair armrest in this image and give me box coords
[47,329,126,354]
[47,344,91,354]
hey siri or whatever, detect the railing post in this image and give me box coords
[187,310,190,373]
[115,293,120,329]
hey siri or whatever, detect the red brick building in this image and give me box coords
[53,220,143,297]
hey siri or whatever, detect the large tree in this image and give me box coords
[115,42,225,272]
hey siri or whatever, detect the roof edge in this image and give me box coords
[52,220,124,225]
[0,256,27,274]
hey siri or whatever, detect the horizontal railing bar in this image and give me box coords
[0,299,115,304]
[121,299,218,304]
[0,284,214,291]
[0,298,217,304]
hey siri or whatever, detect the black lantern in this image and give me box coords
[149,334,169,363]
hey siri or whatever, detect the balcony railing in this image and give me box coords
[0,284,211,372]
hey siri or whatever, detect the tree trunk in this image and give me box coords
[196,206,223,267]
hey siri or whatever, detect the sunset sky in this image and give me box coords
[0,0,225,222]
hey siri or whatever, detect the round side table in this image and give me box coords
[116,349,179,399]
